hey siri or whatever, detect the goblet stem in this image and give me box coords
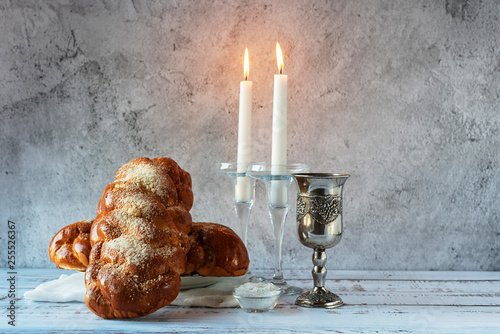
[312,248,327,292]
[234,200,253,247]
[268,204,288,284]
[247,163,309,295]
[294,246,343,308]
[216,163,256,247]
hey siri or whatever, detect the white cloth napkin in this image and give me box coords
[173,275,247,308]
[24,272,86,303]
[24,272,248,308]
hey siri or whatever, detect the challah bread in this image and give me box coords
[48,219,93,272]
[47,157,250,318]
[85,157,193,318]
[184,222,249,276]
[50,220,249,277]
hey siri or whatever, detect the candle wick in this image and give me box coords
[245,74,248,81]
[279,68,283,75]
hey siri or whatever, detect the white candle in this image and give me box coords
[271,42,287,205]
[236,48,252,202]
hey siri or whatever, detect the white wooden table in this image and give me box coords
[1,268,499,333]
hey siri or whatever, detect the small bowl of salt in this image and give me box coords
[232,282,283,312]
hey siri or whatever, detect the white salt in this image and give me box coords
[234,282,281,297]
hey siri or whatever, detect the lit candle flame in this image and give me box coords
[276,42,284,74]
[244,48,249,81]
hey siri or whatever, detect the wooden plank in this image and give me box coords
[283,269,500,281]
[7,268,500,284]
[284,278,500,306]
[3,269,500,307]
[5,302,500,334]
[5,268,500,289]
[7,275,500,307]
[2,269,499,334]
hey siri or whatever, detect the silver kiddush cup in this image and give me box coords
[291,173,350,308]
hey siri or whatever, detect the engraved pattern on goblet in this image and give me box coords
[310,195,341,225]
[296,195,307,221]
[297,195,342,225]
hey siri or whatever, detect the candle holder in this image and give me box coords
[247,163,310,295]
[216,162,257,248]
[291,173,349,308]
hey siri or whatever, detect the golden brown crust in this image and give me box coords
[184,222,249,277]
[85,157,193,319]
[85,260,182,319]
[48,220,93,272]
[151,157,193,211]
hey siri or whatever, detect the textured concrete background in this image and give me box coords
[1,0,499,271]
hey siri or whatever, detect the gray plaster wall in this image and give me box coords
[1,0,499,271]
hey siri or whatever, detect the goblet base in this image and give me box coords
[295,288,343,309]
[272,282,303,295]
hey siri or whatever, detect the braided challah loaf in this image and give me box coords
[86,157,193,318]
[48,157,249,319]
[49,219,93,272]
